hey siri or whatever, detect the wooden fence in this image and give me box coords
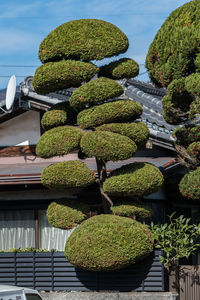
[0,250,164,292]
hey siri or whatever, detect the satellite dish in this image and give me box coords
[5,75,16,111]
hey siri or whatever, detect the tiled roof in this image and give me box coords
[0,76,178,150]
[124,79,176,150]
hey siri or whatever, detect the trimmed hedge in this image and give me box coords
[103,162,163,197]
[185,73,200,97]
[41,101,78,131]
[47,199,90,229]
[161,78,193,124]
[96,122,149,148]
[187,142,200,159]
[39,19,129,63]
[80,131,137,161]
[41,160,96,189]
[69,77,124,109]
[41,110,67,131]
[65,214,153,271]
[146,0,200,87]
[36,126,83,158]
[179,167,200,200]
[33,60,98,95]
[77,100,143,129]
[111,203,153,221]
[173,126,200,147]
[98,58,139,80]
[50,102,78,125]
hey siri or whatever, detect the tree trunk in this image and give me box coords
[168,259,180,294]
[95,158,113,214]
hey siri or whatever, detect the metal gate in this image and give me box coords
[179,266,200,300]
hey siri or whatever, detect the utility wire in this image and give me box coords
[0,65,38,68]
[0,13,169,20]
[0,64,145,68]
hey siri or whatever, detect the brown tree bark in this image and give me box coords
[95,158,113,213]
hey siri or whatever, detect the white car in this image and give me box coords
[0,285,43,300]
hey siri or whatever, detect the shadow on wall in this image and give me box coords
[75,251,164,292]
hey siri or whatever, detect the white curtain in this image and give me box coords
[0,210,35,251]
[40,210,76,251]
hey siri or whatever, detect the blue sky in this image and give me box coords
[0,0,190,89]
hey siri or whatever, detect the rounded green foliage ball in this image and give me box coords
[77,100,143,129]
[69,77,124,109]
[50,102,78,125]
[179,168,200,200]
[41,160,96,189]
[41,101,78,130]
[98,58,139,80]
[36,126,83,158]
[39,19,129,63]
[41,110,67,131]
[47,199,90,229]
[65,214,153,271]
[161,78,193,124]
[173,126,200,147]
[80,131,137,161]
[111,203,153,221]
[96,122,149,148]
[146,0,200,87]
[33,60,98,95]
[103,162,163,197]
[185,73,200,97]
[187,142,200,160]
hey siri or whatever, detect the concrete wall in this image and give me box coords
[0,110,40,146]
[39,292,179,300]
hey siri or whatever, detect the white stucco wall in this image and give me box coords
[0,110,41,147]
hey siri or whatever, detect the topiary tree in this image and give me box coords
[146,1,200,203]
[145,0,200,88]
[33,18,164,271]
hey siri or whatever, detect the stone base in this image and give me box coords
[39,292,179,300]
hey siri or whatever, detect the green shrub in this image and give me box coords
[145,0,200,87]
[69,77,124,109]
[161,78,193,124]
[41,110,67,131]
[103,162,163,197]
[41,160,96,189]
[33,60,98,95]
[47,199,90,229]
[9,247,51,252]
[187,142,200,159]
[80,131,137,161]
[111,203,153,221]
[77,100,142,129]
[36,126,83,158]
[179,167,200,200]
[65,214,153,271]
[96,122,149,148]
[185,73,200,97]
[39,19,129,63]
[173,126,200,147]
[50,102,78,125]
[98,58,139,79]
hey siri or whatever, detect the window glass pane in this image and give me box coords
[40,210,75,251]
[26,294,42,300]
[0,210,35,251]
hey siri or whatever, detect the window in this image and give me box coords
[26,294,42,300]
[0,209,74,251]
[0,210,35,251]
[40,210,75,251]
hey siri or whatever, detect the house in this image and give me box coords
[0,75,193,295]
